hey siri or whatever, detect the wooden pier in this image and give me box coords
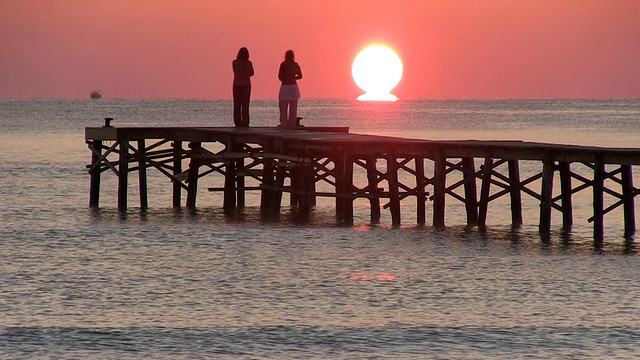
[86,125,640,239]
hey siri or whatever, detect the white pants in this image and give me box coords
[278,84,300,128]
[279,99,298,128]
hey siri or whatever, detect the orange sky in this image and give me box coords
[1,0,639,100]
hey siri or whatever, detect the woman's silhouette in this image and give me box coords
[232,47,254,127]
[277,50,303,128]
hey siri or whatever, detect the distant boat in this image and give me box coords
[90,91,102,99]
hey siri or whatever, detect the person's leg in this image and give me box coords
[288,100,298,128]
[232,86,242,127]
[241,86,251,127]
[279,99,288,127]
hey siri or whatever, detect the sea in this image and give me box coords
[1,98,640,359]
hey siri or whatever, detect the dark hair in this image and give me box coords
[284,50,295,61]
[236,47,249,60]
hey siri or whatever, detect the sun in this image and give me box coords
[352,44,403,101]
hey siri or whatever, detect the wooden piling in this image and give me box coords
[137,139,148,210]
[593,161,605,240]
[621,164,636,236]
[507,159,522,226]
[478,158,493,228]
[89,139,102,208]
[186,142,201,209]
[462,157,478,226]
[172,141,182,208]
[415,156,427,225]
[260,145,276,220]
[366,156,381,224]
[558,161,573,228]
[539,158,555,234]
[117,139,129,211]
[223,144,237,214]
[236,157,246,208]
[432,150,446,228]
[386,152,401,226]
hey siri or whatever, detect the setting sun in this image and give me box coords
[352,44,403,101]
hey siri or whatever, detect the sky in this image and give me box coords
[1,0,639,100]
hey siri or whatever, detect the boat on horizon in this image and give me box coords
[90,91,102,99]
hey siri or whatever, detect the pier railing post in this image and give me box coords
[89,139,102,208]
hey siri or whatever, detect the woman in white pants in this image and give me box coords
[278,50,303,128]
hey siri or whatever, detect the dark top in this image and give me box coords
[278,60,302,85]
[232,59,254,87]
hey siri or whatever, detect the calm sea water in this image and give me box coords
[2,99,640,359]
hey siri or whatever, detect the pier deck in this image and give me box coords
[86,126,640,240]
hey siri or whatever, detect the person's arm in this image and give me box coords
[295,64,302,80]
[249,61,254,77]
[278,63,284,81]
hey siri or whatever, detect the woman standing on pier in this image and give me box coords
[232,47,254,127]
[278,50,303,129]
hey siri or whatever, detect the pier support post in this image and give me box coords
[172,141,183,208]
[89,139,102,208]
[593,161,605,240]
[558,161,573,229]
[387,152,401,226]
[366,156,381,224]
[621,164,636,236]
[236,142,245,208]
[416,156,427,225]
[432,150,446,228]
[508,159,523,226]
[260,147,276,220]
[336,150,354,225]
[237,158,246,208]
[118,139,129,211]
[478,158,493,228]
[463,157,478,226]
[294,164,313,222]
[137,139,148,210]
[539,158,555,234]
[186,142,201,209]
[223,144,237,214]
